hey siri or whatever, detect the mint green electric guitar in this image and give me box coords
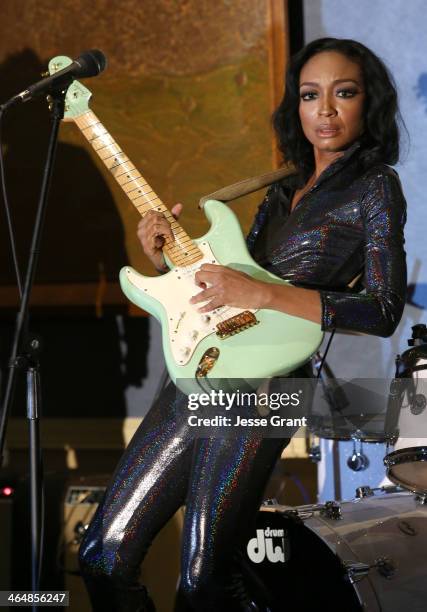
[49,55,323,395]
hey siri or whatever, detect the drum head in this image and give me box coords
[385,446,427,494]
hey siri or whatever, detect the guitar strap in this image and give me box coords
[198,162,296,208]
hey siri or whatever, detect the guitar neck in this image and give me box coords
[74,110,203,267]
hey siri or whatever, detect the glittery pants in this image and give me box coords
[79,369,312,611]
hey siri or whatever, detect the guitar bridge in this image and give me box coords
[216,311,258,339]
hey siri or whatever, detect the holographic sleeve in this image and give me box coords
[245,188,271,253]
[319,170,407,337]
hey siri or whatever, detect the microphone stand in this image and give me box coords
[0,89,65,601]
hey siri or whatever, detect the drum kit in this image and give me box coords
[243,324,427,611]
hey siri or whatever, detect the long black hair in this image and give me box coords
[273,37,405,181]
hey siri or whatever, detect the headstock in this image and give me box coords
[48,55,92,121]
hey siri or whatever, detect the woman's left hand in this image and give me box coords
[190,264,267,312]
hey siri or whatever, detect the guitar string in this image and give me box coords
[77,111,201,263]
[76,111,243,334]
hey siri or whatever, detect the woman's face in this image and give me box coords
[298,51,365,153]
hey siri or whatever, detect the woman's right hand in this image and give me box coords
[137,203,183,273]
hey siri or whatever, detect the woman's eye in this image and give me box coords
[336,88,357,98]
[300,91,317,101]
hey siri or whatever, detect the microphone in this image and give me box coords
[2,50,107,110]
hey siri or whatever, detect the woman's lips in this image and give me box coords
[316,127,340,137]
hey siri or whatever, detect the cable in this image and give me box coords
[0,105,22,296]
[316,329,336,379]
[275,470,311,505]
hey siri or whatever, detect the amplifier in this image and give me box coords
[63,484,106,611]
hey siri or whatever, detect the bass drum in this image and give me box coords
[241,492,427,612]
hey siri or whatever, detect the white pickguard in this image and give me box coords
[123,242,256,365]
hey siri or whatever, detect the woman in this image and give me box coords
[79,37,407,611]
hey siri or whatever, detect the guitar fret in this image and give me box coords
[103,153,126,167]
[117,173,142,186]
[172,255,200,265]
[173,250,198,261]
[172,252,198,261]
[90,126,110,147]
[173,231,189,240]
[133,193,157,205]
[128,185,152,197]
[81,116,101,128]
[111,163,136,178]
[173,233,192,242]
[171,245,198,255]
[88,130,107,142]
[102,147,124,162]
[172,231,190,240]
[176,244,200,254]
[122,176,145,187]
[123,180,148,194]
[100,147,123,161]
[84,121,106,133]
[167,251,203,263]
[107,157,129,171]
[86,127,108,141]
[175,238,194,248]
[92,135,115,150]
[136,198,163,209]
[174,240,199,250]
[174,230,191,239]
[129,190,154,202]
[102,147,124,159]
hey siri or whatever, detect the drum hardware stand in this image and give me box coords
[279,499,342,522]
[319,500,342,520]
[0,90,66,601]
[355,484,403,499]
[384,324,427,497]
[347,439,370,472]
[312,352,347,500]
[343,561,370,583]
[384,375,406,445]
[343,556,396,584]
[307,437,321,463]
[313,351,349,413]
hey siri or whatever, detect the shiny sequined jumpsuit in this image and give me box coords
[78,142,407,611]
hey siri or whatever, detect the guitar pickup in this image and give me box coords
[216,311,258,339]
